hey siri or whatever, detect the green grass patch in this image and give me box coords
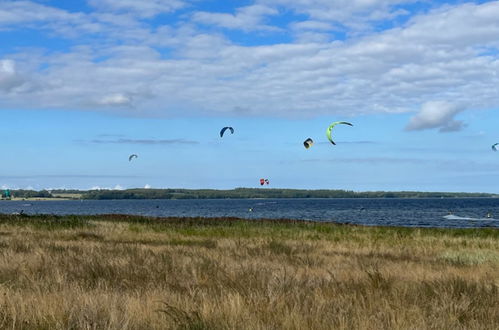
[0,214,93,230]
[439,250,499,266]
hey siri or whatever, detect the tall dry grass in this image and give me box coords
[0,214,497,329]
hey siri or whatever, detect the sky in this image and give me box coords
[0,0,498,192]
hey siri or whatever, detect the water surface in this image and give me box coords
[1,198,498,228]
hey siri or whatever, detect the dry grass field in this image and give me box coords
[0,214,497,329]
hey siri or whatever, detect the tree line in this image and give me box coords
[3,188,495,200]
[80,188,495,200]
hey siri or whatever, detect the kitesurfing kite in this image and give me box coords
[326,121,353,145]
[492,143,498,151]
[303,138,314,149]
[260,178,269,186]
[220,127,234,138]
[128,154,138,161]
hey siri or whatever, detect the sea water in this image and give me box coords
[1,198,498,228]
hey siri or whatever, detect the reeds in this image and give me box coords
[0,214,497,329]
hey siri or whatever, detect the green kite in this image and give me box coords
[326,121,353,145]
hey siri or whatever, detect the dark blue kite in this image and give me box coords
[220,126,234,138]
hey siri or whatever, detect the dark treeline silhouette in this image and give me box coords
[7,190,52,198]
[50,189,83,194]
[3,188,495,200]
[79,188,495,200]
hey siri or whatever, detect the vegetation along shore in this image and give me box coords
[1,188,497,200]
[0,214,497,329]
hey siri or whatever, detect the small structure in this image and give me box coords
[2,189,11,200]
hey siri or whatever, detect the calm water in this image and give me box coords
[1,198,498,228]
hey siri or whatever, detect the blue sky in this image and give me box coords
[0,0,498,192]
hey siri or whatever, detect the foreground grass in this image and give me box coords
[0,214,497,329]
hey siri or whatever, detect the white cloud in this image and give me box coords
[406,101,465,132]
[399,2,499,47]
[290,20,336,31]
[88,0,186,18]
[0,1,498,120]
[0,60,24,92]
[90,184,125,190]
[98,93,133,107]
[144,184,152,189]
[0,1,76,25]
[0,1,103,37]
[258,0,414,32]
[192,4,279,31]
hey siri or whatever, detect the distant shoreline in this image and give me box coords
[1,188,498,201]
[1,196,499,202]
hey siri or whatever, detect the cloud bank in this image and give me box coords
[88,0,187,18]
[0,1,498,118]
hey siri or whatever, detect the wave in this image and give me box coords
[443,214,497,221]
